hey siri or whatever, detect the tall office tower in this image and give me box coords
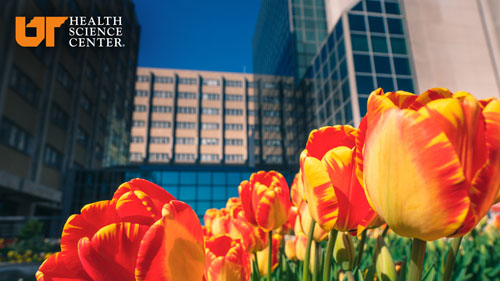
[0,0,139,232]
[253,0,330,168]
[305,0,416,128]
[304,0,500,131]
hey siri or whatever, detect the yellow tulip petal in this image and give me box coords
[364,108,470,240]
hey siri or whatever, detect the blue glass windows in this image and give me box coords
[354,54,372,73]
[348,14,366,31]
[373,56,392,74]
[351,34,369,52]
[387,18,404,34]
[368,16,385,33]
[393,57,411,75]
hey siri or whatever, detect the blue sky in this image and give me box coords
[131,0,261,73]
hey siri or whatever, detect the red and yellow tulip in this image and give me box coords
[239,171,291,231]
[359,88,500,241]
[295,201,328,242]
[284,235,297,260]
[204,235,251,281]
[36,179,205,281]
[254,234,281,276]
[203,200,268,253]
[300,126,376,234]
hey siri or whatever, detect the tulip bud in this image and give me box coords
[284,235,297,260]
[334,232,355,271]
[376,237,396,281]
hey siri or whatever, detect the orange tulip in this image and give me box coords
[36,179,205,281]
[300,126,376,234]
[359,88,500,241]
[239,171,291,231]
[278,205,298,235]
[284,235,297,260]
[203,201,267,253]
[254,234,281,276]
[294,201,328,242]
[205,235,251,281]
[291,172,306,206]
[294,232,316,272]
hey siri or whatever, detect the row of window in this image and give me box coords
[178,92,197,99]
[226,94,243,101]
[226,154,244,162]
[200,154,219,161]
[10,66,41,106]
[150,153,170,161]
[151,137,169,144]
[154,91,173,98]
[225,139,243,146]
[177,122,196,129]
[57,64,74,93]
[201,138,219,145]
[155,76,173,84]
[0,118,34,155]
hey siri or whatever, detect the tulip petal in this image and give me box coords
[302,155,338,231]
[239,180,257,225]
[135,200,205,281]
[364,108,470,240]
[78,223,149,281]
[113,179,175,225]
[454,99,500,235]
[305,126,356,159]
[418,96,488,187]
[36,252,92,281]
[408,88,453,110]
[384,91,418,109]
[60,200,121,275]
[322,147,374,233]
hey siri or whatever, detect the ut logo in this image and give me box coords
[16,17,68,47]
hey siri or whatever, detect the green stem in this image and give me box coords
[382,225,389,238]
[322,229,338,281]
[408,238,426,281]
[303,221,316,281]
[252,252,259,281]
[442,237,462,281]
[354,230,367,268]
[345,271,355,281]
[312,241,319,281]
[268,231,273,281]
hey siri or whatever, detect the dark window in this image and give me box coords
[354,54,372,73]
[178,78,197,85]
[373,56,392,74]
[390,37,408,54]
[393,57,411,75]
[387,18,404,34]
[9,67,40,106]
[397,78,414,92]
[371,35,388,53]
[368,16,385,33]
[340,60,348,78]
[351,34,369,52]
[337,39,345,59]
[385,2,401,14]
[226,80,243,87]
[76,127,89,147]
[348,14,366,31]
[0,118,33,154]
[358,97,369,117]
[51,103,69,130]
[376,76,395,92]
[57,64,74,93]
[352,2,364,11]
[366,1,382,12]
[44,145,63,169]
[356,75,374,95]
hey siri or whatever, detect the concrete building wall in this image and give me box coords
[402,0,500,99]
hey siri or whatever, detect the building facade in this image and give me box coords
[131,68,301,169]
[67,165,294,221]
[255,0,500,134]
[0,0,139,234]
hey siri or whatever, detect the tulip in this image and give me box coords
[278,206,298,235]
[295,201,328,242]
[36,179,205,281]
[239,171,291,231]
[284,235,297,260]
[291,172,306,206]
[333,232,355,272]
[254,234,281,276]
[360,88,500,241]
[300,126,376,234]
[375,237,397,281]
[205,235,251,281]
[204,203,268,253]
[295,232,316,271]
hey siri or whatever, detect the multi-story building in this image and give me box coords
[310,0,500,128]
[0,0,139,235]
[254,0,500,137]
[130,68,301,169]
